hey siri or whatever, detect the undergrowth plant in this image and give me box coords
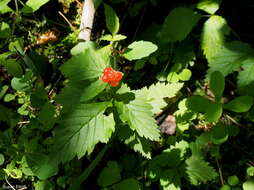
[1,0,254,189]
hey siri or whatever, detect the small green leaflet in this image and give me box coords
[224,96,253,113]
[209,71,224,102]
[112,178,141,190]
[104,3,120,35]
[53,102,115,163]
[186,96,222,122]
[115,88,160,141]
[201,15,230,63]
[0,0,13,14]
[22,0,50,13]
[142,82,183,114]
[100,34,127,42]
[0,22,11,39]
[237,57,254,96]
[186,156,218,185]
[159,7,201,43]
[123,41,158,61]
[197,0,221,15]
[243,179,254,190]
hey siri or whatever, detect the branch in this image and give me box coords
[78,0,95,41]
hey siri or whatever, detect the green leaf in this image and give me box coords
[25,154,58,180]
[60,48,107,82]
[197,0,221,14]
[53,102,115,163]
[125,133,152,159]
[4,94,15,102]
[100,34,127,42]
[1,59,23,77]
[11,75,32,92]
[22,0,50,13]
[123,41,158,61]
[80,80,107,102]
[186,96,222,122]
[227,175,240,186]
[38,103,56,131]
[34,180,54,190]
[178,69,192,81]
[142,82,183,114]
[243,179,254,190]
[70,41,98,55]
[159,7,201,43]
[211,123,228,144]
[207,41,254,78]
[237,57,254,96]
[210,71,225,101]
[115,89,160,141]
[186,156,218,185]
[224,96,253,113]
[98,161,121,187]
[113,178,141,190]
[0,0,13,14]
[0,85,8,100]
[0,154,4,166]
[201,15,230,63]
[104,3,120,35]
[0,22,11,39]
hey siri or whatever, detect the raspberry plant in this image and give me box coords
[1,0,254,190]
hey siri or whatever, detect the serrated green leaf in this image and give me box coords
[197,0,221,14]
[104,3,120,35]
[53,102,114,163]
[22,0,50,13]
[123,41,158,61]
[115,90,160,141]
[210,71,225,101]
[143,82,183,114]
[98,161,121,187]
[243,179,254,190]
[186,96,222,122]
[224,96,253,113]
[207,41,254,78]
[70,41,98,55]
[201,15,230,62]
[0,0,13,14]
[125,133,152,159]
[159,7,201,43]
[186,156,218,185]
[60,48,107,82]
[113,178,141,190]
[237,57,254,96]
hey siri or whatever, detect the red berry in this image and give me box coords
[103,67,113,74]
[109,80,119,87]
[101,74,110,82]
[114,71,123,81]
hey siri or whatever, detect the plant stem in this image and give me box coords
[68,143,110,190]
[216,158,224,186]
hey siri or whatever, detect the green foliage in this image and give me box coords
[22,0,50,13]
[123,41,158,61]
[1,0,254,189]
[186,156,218,185]
[201,15,230,62]
[104,3,120,35]
[197,0,221,14]
[98,161,121,187]
[159,7,201,43]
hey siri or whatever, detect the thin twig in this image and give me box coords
[216,158,224,186]
[5,176,16,190]
[224,114,241,126]
[58,11,76,31]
